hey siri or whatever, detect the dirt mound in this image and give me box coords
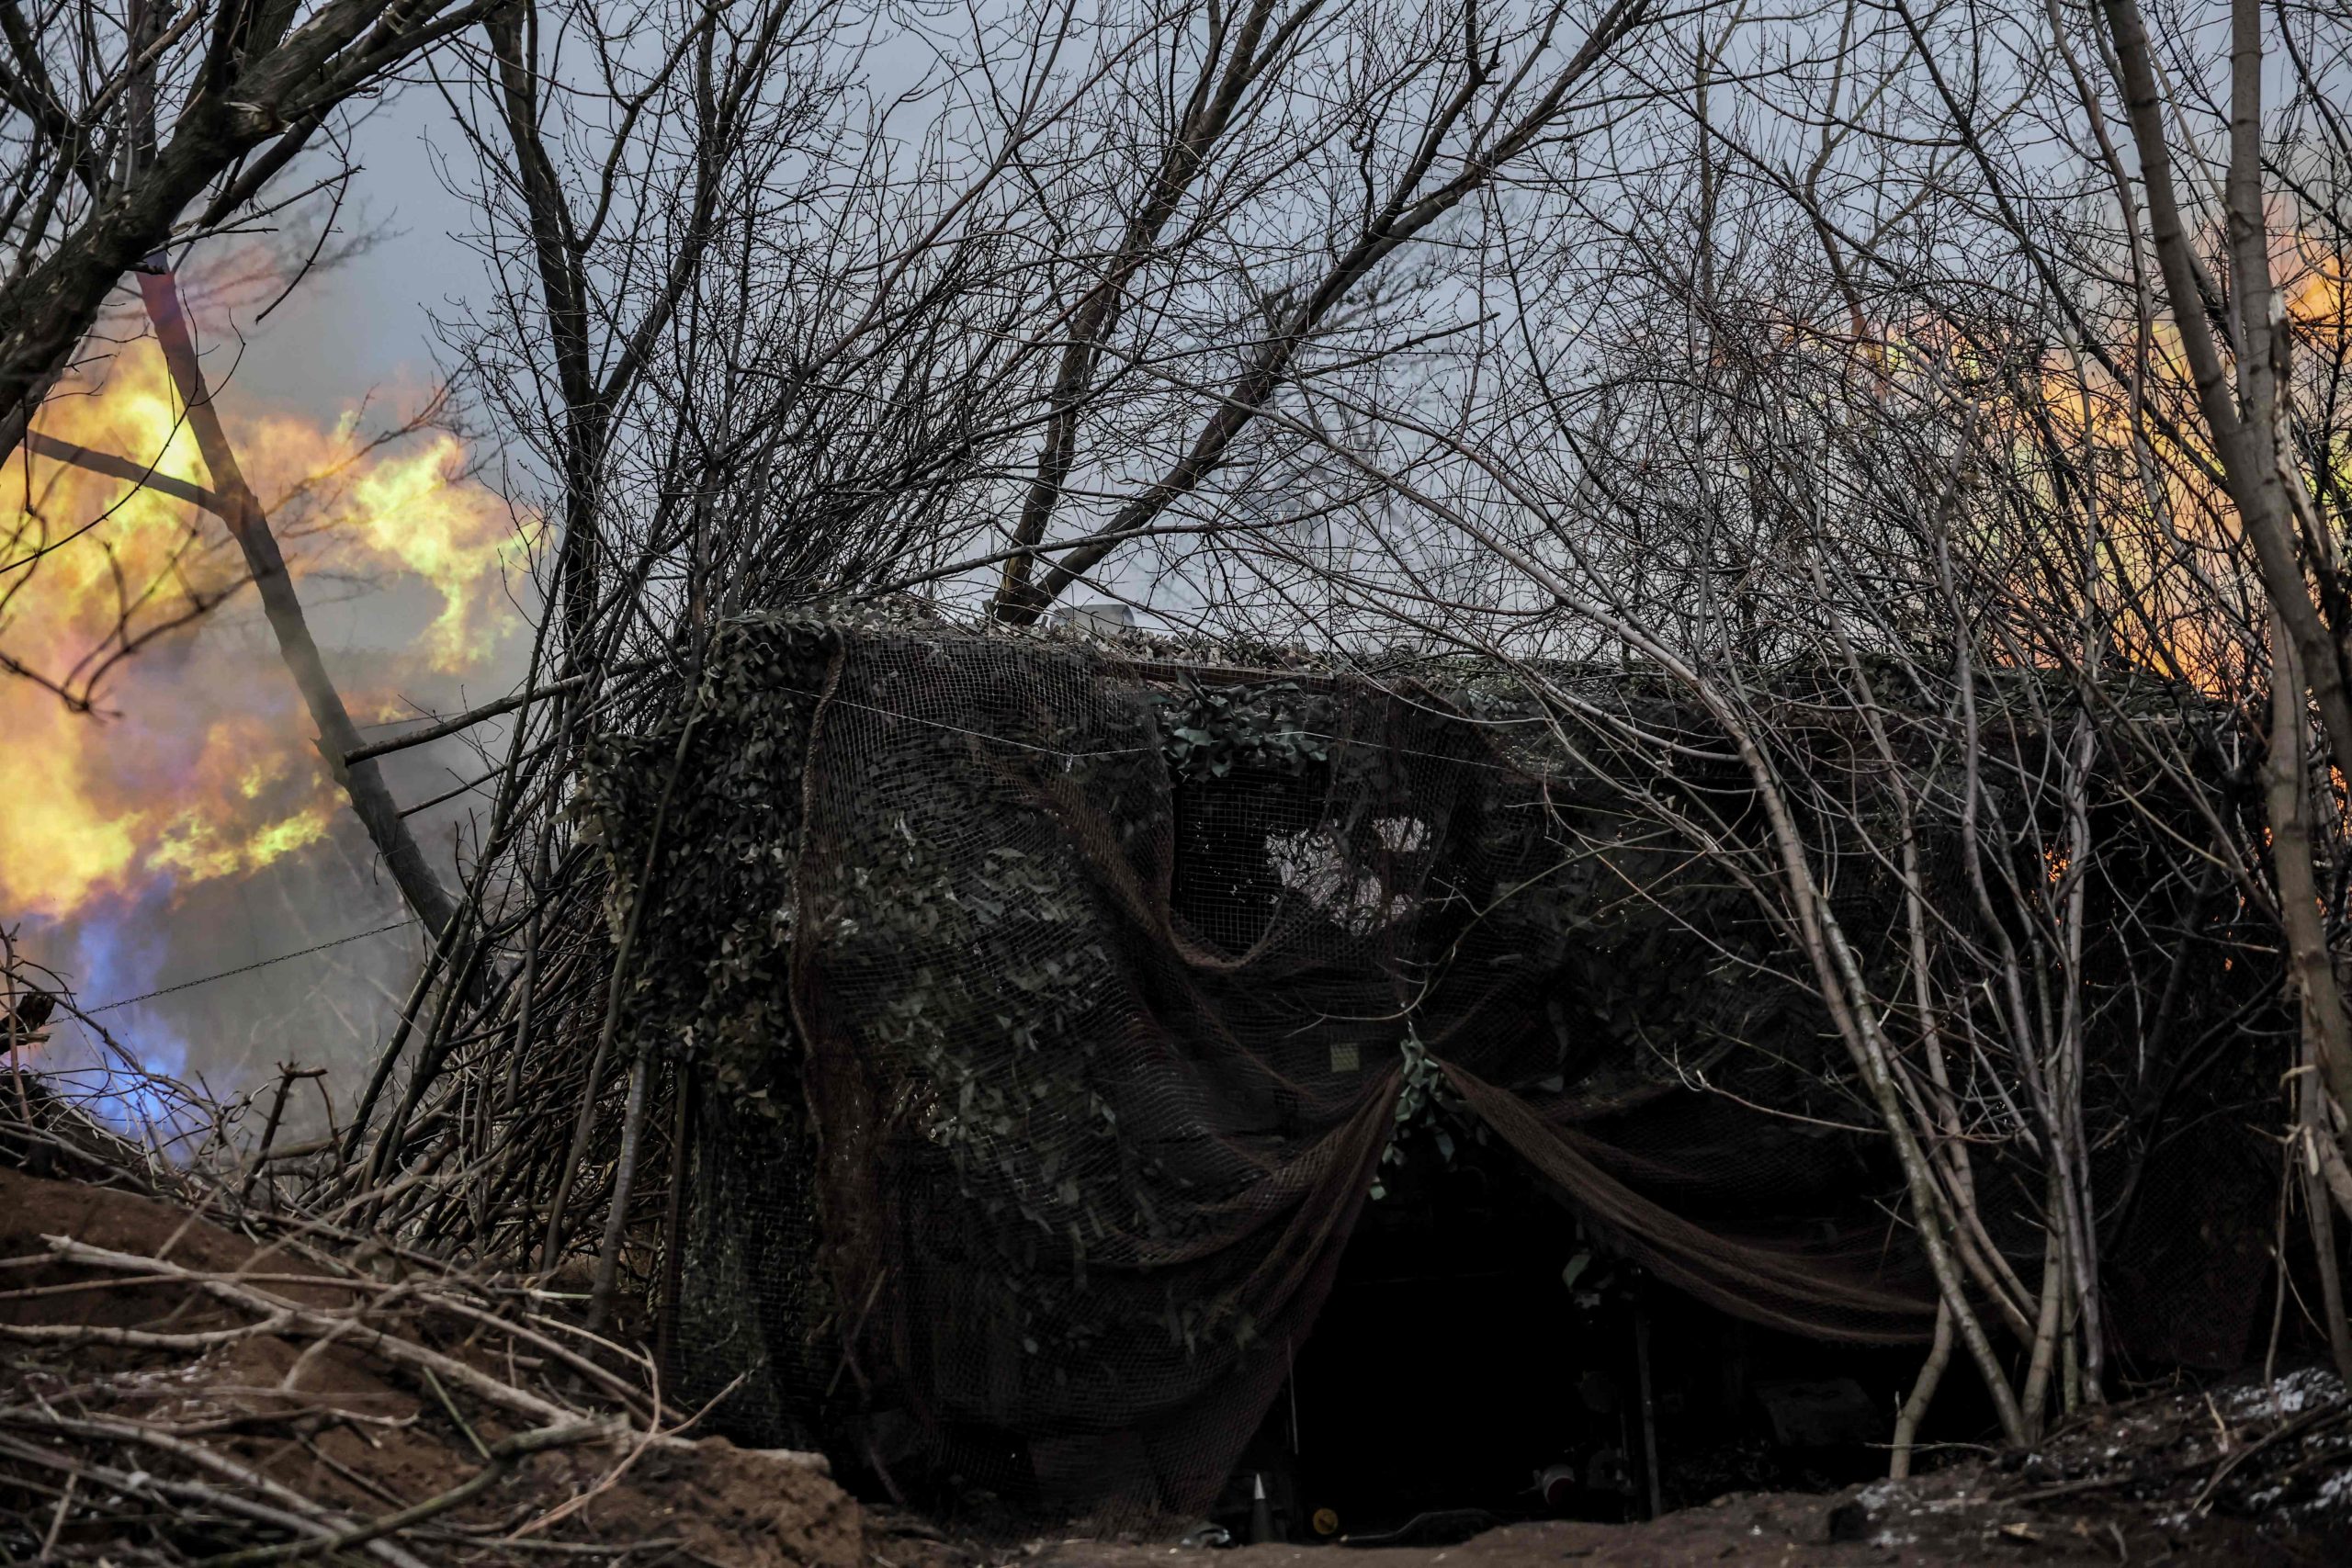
[0,1165,864,1566]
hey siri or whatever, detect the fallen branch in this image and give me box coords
[199,1419,608,1567]
[0,1428,434,1568]
[2191,1395,2352,1510]
[37,1233,828,1468]
[45,1234,583,1429]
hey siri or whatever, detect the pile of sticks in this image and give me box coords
[0,1066,825,1564]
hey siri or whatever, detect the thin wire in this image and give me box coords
[81,919,422,1015]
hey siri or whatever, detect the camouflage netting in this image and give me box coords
[578,612,2278,1518]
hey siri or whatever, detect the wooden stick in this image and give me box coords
[198,1419,607,1566]
[585,1052,649,1332]
[342,662,655,766]
[242,1066,322,1203]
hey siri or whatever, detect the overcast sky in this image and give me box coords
[214,86,472,415]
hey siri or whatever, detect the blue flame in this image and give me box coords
[21,883,200,1142]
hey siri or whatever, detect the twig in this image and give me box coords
[0,1427,433,1568]
[342,663,656,766]
[196,1419,607,1567]
[242,1066,323,1203]
[507,1371,744,1542]
[43,1235,585,1429]
[2190,1395,2352,1509]
[423,1365,492,1462]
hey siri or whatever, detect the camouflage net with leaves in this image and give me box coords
[579,613,2274,1517]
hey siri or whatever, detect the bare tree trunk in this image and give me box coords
[2267,615,2352,1136]
[2054,709,2106,1403]
[2301,1037,2352,1380]
[137,266,456,939]
[1891,1299,1952,1479]
[2273,610,2352,1380]
[2020,1167,2067,1436]
[2097,0,2352,792]
[586,1050,650,1332]
[0,0,489,470]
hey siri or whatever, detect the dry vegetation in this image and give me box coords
[0,1081,868,1565]
[2,1085,2349,1563]
[6,0,2352,1551]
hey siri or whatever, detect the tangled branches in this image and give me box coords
[0,1053,843,1565]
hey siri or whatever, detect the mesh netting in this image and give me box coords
[583,613,2278,1520]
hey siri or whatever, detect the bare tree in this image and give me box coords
[0,0,503,466]
[94,0,2329,1475]
[2078,0,2352,1258]
[325,0,1667,1303]
[1113,0,2314,1446]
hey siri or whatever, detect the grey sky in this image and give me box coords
[221,88,473,413]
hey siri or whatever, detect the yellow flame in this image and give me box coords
[2287,249,2346,345]
[0,335,523,921]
